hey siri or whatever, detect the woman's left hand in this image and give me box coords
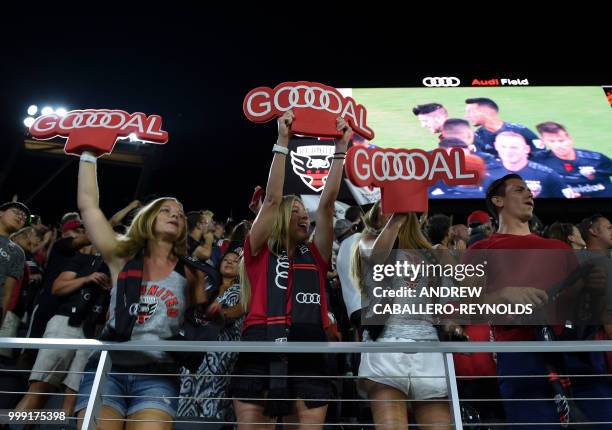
[336,117,352,150]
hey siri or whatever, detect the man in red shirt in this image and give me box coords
[469,173,612,427]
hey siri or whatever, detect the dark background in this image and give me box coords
[0,13,609,227]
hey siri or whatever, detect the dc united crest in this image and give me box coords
[290,145,334,192]
[137,295,158,324]
[579,165,596,180]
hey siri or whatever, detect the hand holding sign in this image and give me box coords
[29,109,168,157]
[244,81,374,140]
[277,110,295,142]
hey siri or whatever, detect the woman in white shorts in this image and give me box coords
[355,211,453,430]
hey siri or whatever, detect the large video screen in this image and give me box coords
[349,86,612,199]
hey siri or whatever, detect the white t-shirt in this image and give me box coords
[336,233,365,319]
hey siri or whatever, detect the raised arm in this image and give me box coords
[364,213,408,264]
[192,232,214,261]
[313,118,352,262]
[77,153,120,263]
[109,200,141,226]
[248,110,295,256]
[52,271,110,296]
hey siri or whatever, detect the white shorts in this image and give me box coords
[29,315,90,392]
[359,338,448,400]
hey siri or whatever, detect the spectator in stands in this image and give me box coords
[350,201,390,298]
[179,249,244,421]
[334,218,362,329]
[109,200,142,228]
[470,173,612,426]
[545,222,586,250]
[0,201,28,320]
[73,150,208,429]
[230,110,350,427]
[425,214,452,249]
[577,214,612,342]
[28,216,54,269]
[187,210,221,267]
[466,210,493,247]
[578,214,612,252]
[0,227,42,358]
[213,221,225,242]
[449,224,468,250]
[22,217,91,368]
[16,245,111,417]
[221,220,252,256]
[356,210,453,430]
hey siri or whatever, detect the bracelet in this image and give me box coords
[333,156,346,160]
[80,152,97,164]
[334,151,346,156]
[272,144,289,155]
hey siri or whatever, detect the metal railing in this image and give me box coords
[1,338,611,429]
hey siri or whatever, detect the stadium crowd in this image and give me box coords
[0,108,611,430]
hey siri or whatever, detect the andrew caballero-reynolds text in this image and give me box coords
[369,261,534,317]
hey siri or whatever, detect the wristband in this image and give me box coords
[80,152,97,164]
[272,144,289,155]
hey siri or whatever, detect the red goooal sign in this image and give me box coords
[29,109,169,156]
[243,81,374,140]
[345,146,484,213]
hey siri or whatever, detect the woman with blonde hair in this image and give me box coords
[230,110,351,429]
[356,211,455,430]
[73,151,208,430]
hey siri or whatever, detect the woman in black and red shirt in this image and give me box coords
[230,110,351,429]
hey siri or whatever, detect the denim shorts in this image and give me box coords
[74,357,179,417]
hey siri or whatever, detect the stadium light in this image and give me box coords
[55,107,68,117]
[41,106,54,115]
[23,117,35,128]
[27,105,38,116]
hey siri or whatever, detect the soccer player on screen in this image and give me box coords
[465,97,546,157]
[534,121,612,197]
[484,132,574,198]
[412,103,448,140]
[442,118,499,169]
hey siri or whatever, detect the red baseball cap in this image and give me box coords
[249,186,264,213]
[467,210,490,226]
[62,219,84,233]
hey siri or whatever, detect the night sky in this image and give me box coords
[0,14,608,226]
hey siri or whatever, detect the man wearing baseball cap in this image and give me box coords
[466,210,493,247]
[23,215,91,366]
[0,201,30,320]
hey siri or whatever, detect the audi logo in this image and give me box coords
[422,77,461,87]
[295,292,321,305]
[129,303,139,316]
[245,85,344,118]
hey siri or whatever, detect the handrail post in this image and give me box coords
[443,352,463,430]
[81,351,111,430]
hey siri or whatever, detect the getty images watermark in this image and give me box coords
[360,249,612,326]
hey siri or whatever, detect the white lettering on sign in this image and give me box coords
[351,147,476,184]
[243,82,374,140]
